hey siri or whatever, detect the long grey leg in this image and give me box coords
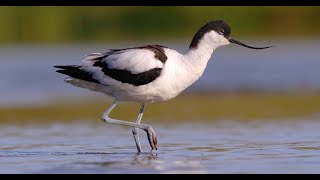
[132,103,146,153]
[102,101,157,151]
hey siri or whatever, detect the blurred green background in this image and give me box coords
[1,6,319,44]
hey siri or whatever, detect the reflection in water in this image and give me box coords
[132,152,158,161]
[130,153,207,174]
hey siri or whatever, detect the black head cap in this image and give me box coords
[190,20,231,49]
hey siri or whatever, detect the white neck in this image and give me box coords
[184,31,229,68]
[175,32,229,85]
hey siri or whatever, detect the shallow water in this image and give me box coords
[1,119,320,174]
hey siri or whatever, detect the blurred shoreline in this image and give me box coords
[1,92,320,124]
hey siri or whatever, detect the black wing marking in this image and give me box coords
[54,65,99,84]
[89,45,166,86]
[92,60,162,86]
[55,45,167,86]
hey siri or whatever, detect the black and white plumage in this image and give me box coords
[54,20,272,153]
[56,45,166,86]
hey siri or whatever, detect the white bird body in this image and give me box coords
[66,31,230,104]
[54,20,271,152]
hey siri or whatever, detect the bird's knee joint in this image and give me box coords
[132,130,138,135]
[101,116,111,123]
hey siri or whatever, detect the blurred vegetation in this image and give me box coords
[1,6,320,44]
[1,93,320,124]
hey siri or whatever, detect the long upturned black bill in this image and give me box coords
[229,38,273,50]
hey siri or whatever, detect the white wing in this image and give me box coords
[81,47,165,73]
[79,45,167,86]
[104,49,164,73]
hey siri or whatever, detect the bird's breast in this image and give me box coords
[140,56,205,103]
[113,49,208,104]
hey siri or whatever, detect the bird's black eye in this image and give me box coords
[218,29,225,35]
